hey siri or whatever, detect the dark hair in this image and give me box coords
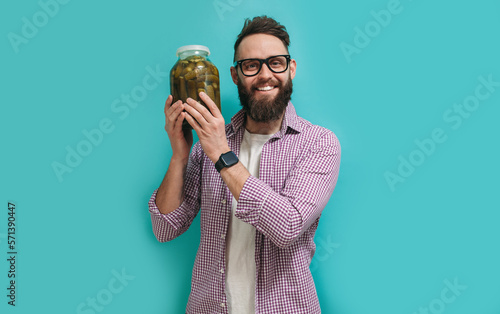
[233,16,290,61]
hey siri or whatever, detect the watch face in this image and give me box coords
[221,152,238,166]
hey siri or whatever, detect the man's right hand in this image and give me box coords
[164,95,193,160]
[156,96,194,215]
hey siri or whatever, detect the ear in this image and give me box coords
[230,66,239,85]
[289,59,297,80]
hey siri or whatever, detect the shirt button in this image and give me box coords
[220,268,224,273]
[221,234,226,239]
[220,302,226,308]
[221,199,227,204]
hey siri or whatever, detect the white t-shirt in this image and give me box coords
[225,129,273,314]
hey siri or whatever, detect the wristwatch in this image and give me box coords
[215,151,239,173]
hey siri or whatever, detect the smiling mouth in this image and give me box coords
[256,86,276,91]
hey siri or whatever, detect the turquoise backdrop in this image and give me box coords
[1,0,499,313]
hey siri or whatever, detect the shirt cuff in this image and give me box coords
[234,175,272,225]
[148,188,191,231]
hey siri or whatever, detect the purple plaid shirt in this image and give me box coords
[149,102,341,313]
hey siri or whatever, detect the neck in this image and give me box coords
[244,113,284,135]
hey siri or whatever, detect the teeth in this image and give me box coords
[257,86,274,91]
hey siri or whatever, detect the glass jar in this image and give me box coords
[170,45,221,129]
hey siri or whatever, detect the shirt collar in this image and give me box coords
[227,101,302,138]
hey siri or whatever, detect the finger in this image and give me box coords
[186,97,214,123]
[173,111,186,132]
[199,92,222,118]
[166,100,183,118]
[166,99,182,115]
[173,103,185,120]
[164,95,174,114]
[184,98,210,125]
[166,103,184,132]
[184,110,202,133]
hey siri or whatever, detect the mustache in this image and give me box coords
[251,79,280,88]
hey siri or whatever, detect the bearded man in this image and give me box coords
[148,16,341,314]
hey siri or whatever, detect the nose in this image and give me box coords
[257,62,274,80]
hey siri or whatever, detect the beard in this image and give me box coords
[237,75,293,123]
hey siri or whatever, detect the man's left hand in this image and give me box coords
[184,92,230,164]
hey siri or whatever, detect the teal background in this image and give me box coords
[1,0,499,313]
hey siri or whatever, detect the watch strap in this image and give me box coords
[215,151,238,173]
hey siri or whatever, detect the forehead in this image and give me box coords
[237,33,288,60]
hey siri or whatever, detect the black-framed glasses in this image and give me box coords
[233,55,291,77]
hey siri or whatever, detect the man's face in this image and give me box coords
[231,33,296,123]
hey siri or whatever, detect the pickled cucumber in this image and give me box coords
[187,80,197,100]
[197,74,219,84]
[179,77,187,100]
[206,85,215,101]
[185,68,208,80]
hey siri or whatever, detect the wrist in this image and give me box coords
[171,154,190,165]
[210,146,231,164]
